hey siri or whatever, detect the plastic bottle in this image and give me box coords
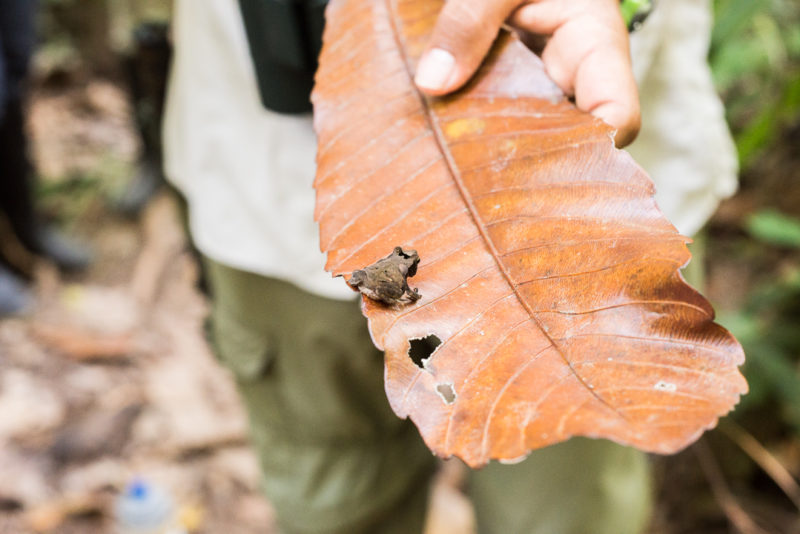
[114,478,187,534]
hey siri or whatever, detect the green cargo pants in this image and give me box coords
[205,259,652,534]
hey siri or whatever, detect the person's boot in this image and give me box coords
[116,21,171,217]
[0,261,33,317]
[0,97,92,272]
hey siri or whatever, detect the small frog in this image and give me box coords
[348,247,421,306]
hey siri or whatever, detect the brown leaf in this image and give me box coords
[26,493,106,533]
[32,322,135,360]
[312,0,747,467]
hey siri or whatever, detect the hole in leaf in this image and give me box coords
[408,335,442,369]
[436,383,456,405]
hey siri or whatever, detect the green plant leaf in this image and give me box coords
[746,210,800,248]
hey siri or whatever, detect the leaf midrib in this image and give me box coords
[383,0,628,425]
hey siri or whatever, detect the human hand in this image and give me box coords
[414,0,640,147]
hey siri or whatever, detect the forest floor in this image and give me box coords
[0,75,798,533]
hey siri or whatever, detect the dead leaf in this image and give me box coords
[26,493,106,533]
[51,404,143,464]
[32,322,135,360]
[312,0,747,467]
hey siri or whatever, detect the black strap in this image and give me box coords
[237,0,327,114]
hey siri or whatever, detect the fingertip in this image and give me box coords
[570,42,640,148]
[592,102,640,147]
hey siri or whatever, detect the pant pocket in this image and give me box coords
[207,305,275,382]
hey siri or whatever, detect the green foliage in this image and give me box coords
[710,3,800,434]
[35,154,131,227]
[710,0,800,166]
[719,210,800,434]
[746,210,800,248]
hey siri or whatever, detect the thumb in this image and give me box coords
[415,0,517,95]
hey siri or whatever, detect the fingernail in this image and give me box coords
[414,48,455,91]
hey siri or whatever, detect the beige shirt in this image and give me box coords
[164,0,351,299]
[164,0,737,300]
[627,0,739,237]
